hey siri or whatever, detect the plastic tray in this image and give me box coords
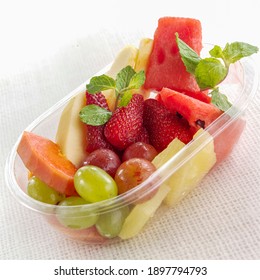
[5,45,258,244]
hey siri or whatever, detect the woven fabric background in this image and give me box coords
[1,0,259,260]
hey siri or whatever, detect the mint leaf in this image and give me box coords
[117,71,145,107]
[116,65,136,93]
[209,45,224,59]
[222,42,259,65]
[195,58,228,90]
[118,91,133,107]
[176,33,201,74]
[79,105,112,126]
[86,74,116,94]
[115,66,145,107]
[128,70,145,90]
[210,87,232,111]
[176,36,258,111]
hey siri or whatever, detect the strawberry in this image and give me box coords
[135,126,150,144]
[85,92,113,153]
[143,99,193,152]
[86,91,110,109]
[104,94,144,150]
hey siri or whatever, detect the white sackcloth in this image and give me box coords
[1,0,260,260]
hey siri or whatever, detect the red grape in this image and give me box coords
[115,158,156,195]
[122,142,158,162]
[83,149,121,177]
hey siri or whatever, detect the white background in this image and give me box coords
[1,0,259,76]
[1,0,260,260]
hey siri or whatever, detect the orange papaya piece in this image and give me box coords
[17,131,77,196]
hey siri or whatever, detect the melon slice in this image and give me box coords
[134,38,154,99]
[134,38,153,73]
[106,45,138,78]
[56,91,87,167]
[158,88,223,130]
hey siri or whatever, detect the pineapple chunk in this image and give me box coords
[152,138,185,167]
[118,183,170,240]
[163,129,216,207]
[119,129,216,239]
[118,138,184,239]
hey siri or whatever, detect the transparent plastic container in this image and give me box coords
[5,45,258,244]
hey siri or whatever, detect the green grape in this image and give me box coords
[56,196,98,229]
[74,165,118,203]
[27,176,65,204]
[96,206,130,238]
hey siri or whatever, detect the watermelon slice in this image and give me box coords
[144,17,210,103]
[158,88,223,130]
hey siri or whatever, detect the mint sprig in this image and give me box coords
[194,58,228,90]
[86,65,145,103]
[116,65,136,93]
[86,75,116,93]
[79,104,112,126]
[176,33,201,74]
[211,42,259,67]
[176,33,258,111]
[81,65,145,125]
[210,87,232,112]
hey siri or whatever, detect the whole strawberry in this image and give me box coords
[143,99,193,152]
[104,94,144,150]
[85,92,114,153]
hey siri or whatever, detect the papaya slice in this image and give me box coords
[17,131,77,196]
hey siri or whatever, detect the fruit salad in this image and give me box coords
[13,17,258,243]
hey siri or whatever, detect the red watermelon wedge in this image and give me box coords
[144,17,209,102]
[158,88,223,130]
